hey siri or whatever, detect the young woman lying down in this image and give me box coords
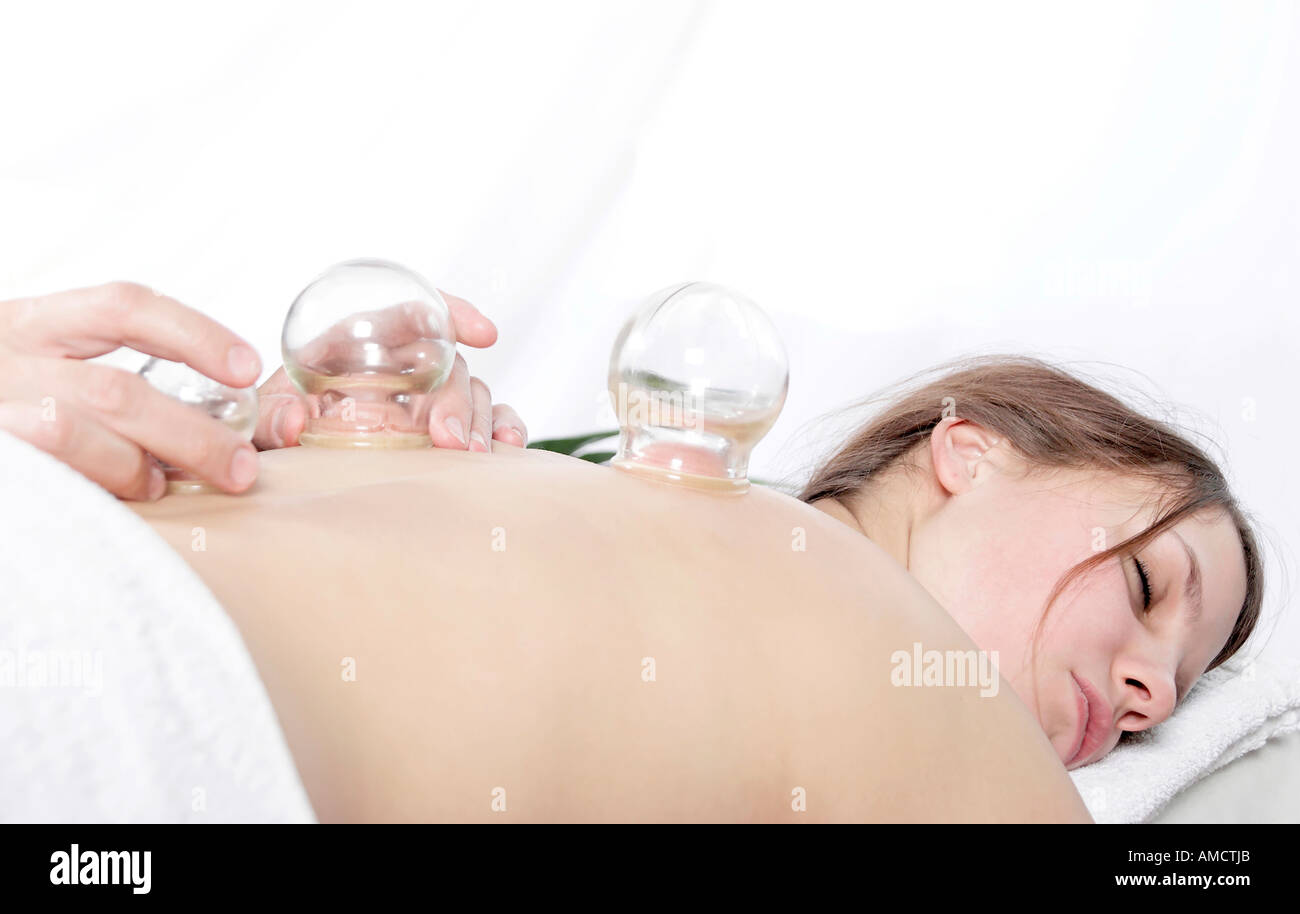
[124,354,1260,823]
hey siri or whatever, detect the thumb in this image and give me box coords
[253,367,309,450]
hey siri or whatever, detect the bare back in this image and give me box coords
[129,444,1090,823]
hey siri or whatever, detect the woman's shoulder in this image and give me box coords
[728,488,1093,822]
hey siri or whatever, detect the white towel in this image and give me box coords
[1069,655,1300,823]
[0,430,315,823]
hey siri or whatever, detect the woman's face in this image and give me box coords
[892,418,1249,769]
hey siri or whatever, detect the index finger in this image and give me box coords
[9,281,261,388]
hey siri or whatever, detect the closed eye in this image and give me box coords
[1134,555,1152,612]
[1134,551,1190,704]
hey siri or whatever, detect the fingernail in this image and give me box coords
[227,344,261,382]
[493,421,524,446]
[230,447,258,489]
[469,430,489,452]
[148,466,166,500]
[444,416,467,446]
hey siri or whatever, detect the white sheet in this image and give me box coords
[1154,729,1300,823]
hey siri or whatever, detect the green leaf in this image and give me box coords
[527,430,619,455]
[578,450,617,464]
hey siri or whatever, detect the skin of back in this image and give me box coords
[130,445,1092,823]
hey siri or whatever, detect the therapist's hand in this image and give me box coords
[0,281,262,500]
[254,291,527,453]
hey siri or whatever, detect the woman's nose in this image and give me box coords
[1115,668,1177,732]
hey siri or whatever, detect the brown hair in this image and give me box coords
[798,353,1264,674]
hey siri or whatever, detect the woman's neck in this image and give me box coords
[810,475,919,572]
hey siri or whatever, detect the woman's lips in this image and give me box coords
[1066,673,1112,767]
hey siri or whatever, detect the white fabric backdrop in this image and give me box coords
[1,0,1296,659]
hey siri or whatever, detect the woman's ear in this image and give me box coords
[929,416,1003,496]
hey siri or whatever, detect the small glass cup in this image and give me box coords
[607,282,788,494]
[138,357,258,494]
[281,259,457,448]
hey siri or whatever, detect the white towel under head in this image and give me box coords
[1069,655,1300,823]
